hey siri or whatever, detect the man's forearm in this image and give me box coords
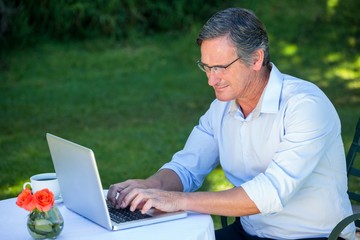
[146,169,183,192]
[183,187,260,216]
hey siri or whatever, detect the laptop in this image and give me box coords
[46,133,187,231]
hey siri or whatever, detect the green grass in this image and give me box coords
[0,30,214,196]
[1,0,359,230]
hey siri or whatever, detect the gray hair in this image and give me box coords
[197,8,270,68]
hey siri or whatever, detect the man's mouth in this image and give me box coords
[214,84,228,91]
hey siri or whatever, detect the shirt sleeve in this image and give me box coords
[160,106,220,192]
[241,92,342,215]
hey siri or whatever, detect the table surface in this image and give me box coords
[0,198,215,240]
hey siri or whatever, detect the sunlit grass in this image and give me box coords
[326,0,339,17]
[205,168,234,192]
[325,53,343,63]
[281,43,298,57]
[322,54,360,92]
[348,81,360,90]
[1,179,29,199]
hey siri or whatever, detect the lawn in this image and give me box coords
[1,0,359,229]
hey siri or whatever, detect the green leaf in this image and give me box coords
[34,219,53,233]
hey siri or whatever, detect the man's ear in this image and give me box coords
[252,49,264,71]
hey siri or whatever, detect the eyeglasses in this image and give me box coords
[196,57,240,74]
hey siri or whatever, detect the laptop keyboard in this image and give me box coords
[107,202,151,223]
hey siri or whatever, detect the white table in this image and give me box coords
[0,198,215,240]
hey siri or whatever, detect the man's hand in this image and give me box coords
[107,179,150,209]
[107,169,183,210]
[122,188,185,214]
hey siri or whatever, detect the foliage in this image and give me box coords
[0,0,230,47]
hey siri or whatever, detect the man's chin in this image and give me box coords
[215,94,233,102]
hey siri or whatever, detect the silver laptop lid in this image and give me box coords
[46,133,187,231]
[46,133,113,230]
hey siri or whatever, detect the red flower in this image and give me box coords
[33,188,55,212]
[16,188,36,211]
[16,188,54,212]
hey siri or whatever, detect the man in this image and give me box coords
[107,8,355,239]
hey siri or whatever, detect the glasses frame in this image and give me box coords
[196,57,240,74]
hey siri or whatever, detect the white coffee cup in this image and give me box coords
[23,173,61,200]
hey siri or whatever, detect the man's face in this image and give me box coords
[200,36,254,102]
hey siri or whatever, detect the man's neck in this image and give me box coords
[236,67,270,118]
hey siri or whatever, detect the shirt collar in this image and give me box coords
[259,63,283,114]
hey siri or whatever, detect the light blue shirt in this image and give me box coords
[161,64,355,239]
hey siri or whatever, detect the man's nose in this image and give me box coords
[207,71,221,86]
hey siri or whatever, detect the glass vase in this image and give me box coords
[27,206,64,239]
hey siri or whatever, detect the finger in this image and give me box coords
[107,184,121,203]
[108,180,149,209]
[141,198,155,214]
[129,190,158,213]
[115,187,134,209]
[107,182,131,207]
[125,188,145,211]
